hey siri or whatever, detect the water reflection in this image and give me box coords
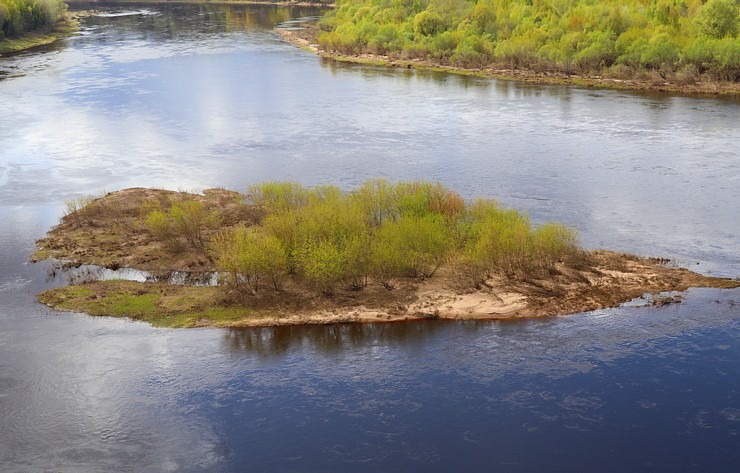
[76,1,321,35]
[221,287,740,380]
[1,5,740,470]
[224,321,445,357]
[43,259,218,285]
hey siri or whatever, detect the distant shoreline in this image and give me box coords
[277,23,740,97]
[65,0,335,7]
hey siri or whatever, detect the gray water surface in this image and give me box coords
[1,3,739,472]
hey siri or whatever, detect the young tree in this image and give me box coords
[696,0,739,39]
[212,226,288,293]
[145,198,220,249]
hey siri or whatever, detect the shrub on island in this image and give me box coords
[177,179,581,296]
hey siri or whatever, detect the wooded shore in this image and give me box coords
[277,23,740,96]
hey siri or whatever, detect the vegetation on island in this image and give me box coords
[34,181,740,328]
[315,0,740,85]
[48,180,579,294]
[207,180,578,295]
[0,0,70,53]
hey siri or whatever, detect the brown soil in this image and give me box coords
[276,24,740,97]
[34,187,263,271]
[33,188,739,327]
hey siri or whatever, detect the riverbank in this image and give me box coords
[0,15,78,56]
[276,24,740,96]
[34,187,740,328]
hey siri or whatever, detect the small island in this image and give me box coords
[34,181,739,328]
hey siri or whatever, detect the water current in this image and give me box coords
[0,3,738,471]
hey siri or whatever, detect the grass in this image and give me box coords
[0,17,78,55]
[0,33,59,54]
[38,280,258,328]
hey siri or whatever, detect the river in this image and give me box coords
[1,3,739,471]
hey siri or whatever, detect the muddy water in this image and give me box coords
[1,3,739,472]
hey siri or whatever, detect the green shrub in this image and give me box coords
[414,8,446,37]
[696,0,739,39]
[294,239,347,295]
[145,198,220,249]
[145,210,174,243]
[371,214,453,280]
[247,181,310,212]
[238,180,579,294]
[319,0,737,81]
[0,0,66,38]
[212,226,288,293]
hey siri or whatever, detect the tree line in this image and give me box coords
[1,0,66,39]
[317,0,739,82]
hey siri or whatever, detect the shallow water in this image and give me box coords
[1,3,739,471]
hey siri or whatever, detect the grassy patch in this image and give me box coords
[37,280,260,328]
[0,33,58,54]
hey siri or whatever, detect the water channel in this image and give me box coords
[1,3,739,471]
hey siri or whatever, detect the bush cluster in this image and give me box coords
[318,0,740,81]
[208,180,579,296]
[1,0,66,39]
[145,198,221,249]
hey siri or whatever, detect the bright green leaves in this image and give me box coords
[696,0,739,39]
[0,0,66,38]
[320,0,740,81]
[145,180,580,297]
[145,198,221,249]
[212,225,289,293]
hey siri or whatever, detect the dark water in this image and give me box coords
[1,3,739,472]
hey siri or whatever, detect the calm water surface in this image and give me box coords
[1,3,739,471]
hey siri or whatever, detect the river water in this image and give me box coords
[1,3,739,471]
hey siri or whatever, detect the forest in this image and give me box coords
[0,0,66,39]
[318,0,740,82]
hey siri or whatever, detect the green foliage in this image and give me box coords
[145,198,221,249]
[212,225,289,293]
[145,210,174,243]
[459,199,578,283]
[696,0,739,39]
[245,179,579,295]
[294,239,347,295]
[414,7,446,36]
[49,180,582,300]
[319,0,740,81]
[683,35,740,79]
[371,213,452,280]
[0,0,66,38]
[247,181,310,212]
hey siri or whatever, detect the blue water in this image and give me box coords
[0,3,738,472]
